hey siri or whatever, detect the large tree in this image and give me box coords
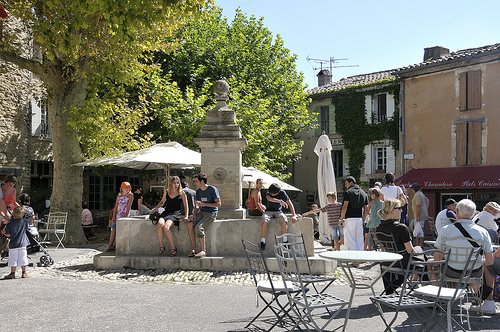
[148,9,314,178]
[0,0,211,244]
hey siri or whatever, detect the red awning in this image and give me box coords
[0,3,8,19]
[395,166,500,190]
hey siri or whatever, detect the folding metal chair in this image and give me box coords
[241,239,298,331]
[38,212,68,249]
[414,247,482,331]
[274,233,336,294]
[274,243,348,332]
[370,248,451,331]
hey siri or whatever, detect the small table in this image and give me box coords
[319,250,403,331]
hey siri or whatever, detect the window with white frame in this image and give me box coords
[373,94,387,123]
[375,146,387,173]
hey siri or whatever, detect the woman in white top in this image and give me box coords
[380,172,407,205]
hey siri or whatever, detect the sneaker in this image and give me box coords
[195,251,206,258]
[471,300,497,315]
[4,273,15,279]
[260,242,266,250]
[188,250,197,257]
[22,273,30,278]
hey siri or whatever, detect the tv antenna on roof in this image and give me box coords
[306,56,359,74]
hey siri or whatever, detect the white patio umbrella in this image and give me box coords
[241,166,301,192]
[314,134,337,241]
[73,141,201,178]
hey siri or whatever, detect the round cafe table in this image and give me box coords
[319,250,403,331]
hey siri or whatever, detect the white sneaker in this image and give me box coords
[471,300,497,315]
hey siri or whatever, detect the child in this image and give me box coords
[363,187,383,251]
[260,183,298,250]
[106,182,133,252]
[303,192,343,251]
[3,206,30,279]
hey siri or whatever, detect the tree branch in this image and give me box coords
[0,51,45,76]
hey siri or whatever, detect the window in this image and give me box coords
[88,176,101,211]
[456,121,482,166]
[40,102,51,138]
[459,70,481,111]
[373,94,387,123]
[320,105,329,134]
[375,146,387,173]
[332,150,343,177]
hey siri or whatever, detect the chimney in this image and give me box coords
[317,69,332,87]
[423,46,450,62]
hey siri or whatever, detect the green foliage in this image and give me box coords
[332,82,400,181]
[149,8,314,178]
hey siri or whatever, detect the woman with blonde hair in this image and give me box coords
[376,198,416,294]
[150,176,188,256]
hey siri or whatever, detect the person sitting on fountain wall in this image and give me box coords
[248,178,266,216]
[188,173,221,258]
[260,183,298,250]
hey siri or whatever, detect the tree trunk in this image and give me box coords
[47,73,88,245]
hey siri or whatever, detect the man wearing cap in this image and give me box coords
[473,201,500,244]
[435,198,457,236]
[409,182,429,247]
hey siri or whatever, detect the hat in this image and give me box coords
[120,182,131,190]
[444,198,457,207]
[485,201,500,213]
[409,182,420,191]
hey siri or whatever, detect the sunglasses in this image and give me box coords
[393,206,402,210]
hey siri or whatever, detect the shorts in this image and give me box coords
[248,209,263,216]
[330,225,344,240]
[191,211,215,238]
[262,211,287,224]
[446,265,483,279]
[487,256,500,276]
[8,247,28,267]
[129,210,141,217]
[363,226,369,234]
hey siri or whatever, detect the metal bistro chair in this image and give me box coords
[274,233,336,294]
[38,212,68,249]
[414,247,482,332]
[241,239,299,331]
[372,231,409,295]
[370,248,451,332]
[274,243,348,332]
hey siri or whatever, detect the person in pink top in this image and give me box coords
[1,175,20,212]
[106,182,133,252]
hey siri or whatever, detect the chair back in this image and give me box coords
[241,239,273,288]
[372,231,406,255]
[47,212,68,231]
[273,244,307,300]
[402,248,450,295]
[274,233,312,275]
[440,236,485,272]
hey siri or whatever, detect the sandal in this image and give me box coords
[105,247,115,252]
[159,246,166,255]
[188,249,196,257]
[170,247,178,257]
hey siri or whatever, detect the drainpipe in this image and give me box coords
[401,79,406,174]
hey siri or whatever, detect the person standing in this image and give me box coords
[3,206,30,279]
[380,172,406,205]
[434,198,457,235]
[188,173,221,258]
[340,176,368,252]
[181,181,196,217]
[409,182,429,247]
[364,187,383,251]
[1,175,19,212]
[106,182,133,252]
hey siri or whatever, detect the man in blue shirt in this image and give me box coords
[260,183,298,249]
[188,173,221,258]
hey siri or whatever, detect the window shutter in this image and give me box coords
[314,106,321,136]
[329,104,336,134]
[386,93,395,119]
[386,146,396,173]
[468,121,482,165]
[468,70,481,110]
[365,95,372,123]
[459,72,467,111]
[456,122,467,166]
[364,145,372,175]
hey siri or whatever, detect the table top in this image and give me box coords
[319,250,403,263]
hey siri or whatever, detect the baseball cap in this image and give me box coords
[409,182,420,191]
[444,198,457,207]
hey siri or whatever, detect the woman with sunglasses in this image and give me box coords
[376,198,417,294]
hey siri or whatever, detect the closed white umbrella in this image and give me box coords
[314,134,337,241]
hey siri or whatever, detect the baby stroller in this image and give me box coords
[27,225,54,267]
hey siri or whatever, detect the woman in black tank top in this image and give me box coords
[150,176,188,256]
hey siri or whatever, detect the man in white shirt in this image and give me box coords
[473,201,500,232]
[435,198,457,235]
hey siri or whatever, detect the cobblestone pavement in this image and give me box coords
[21,244,379,286]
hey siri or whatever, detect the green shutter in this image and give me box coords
[314,106,321,136]
[329,104,335,134]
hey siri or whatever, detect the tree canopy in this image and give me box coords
[0,0,211,244]
[148,9,314,178]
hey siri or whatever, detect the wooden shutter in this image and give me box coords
[468,70,481,110]
[459,72,468,111]
[456,122,467,166]
[314,106,321,136]
[468,121,482,165]
[329,105,336,134]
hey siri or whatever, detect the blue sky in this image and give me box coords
[216,0,500,89]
